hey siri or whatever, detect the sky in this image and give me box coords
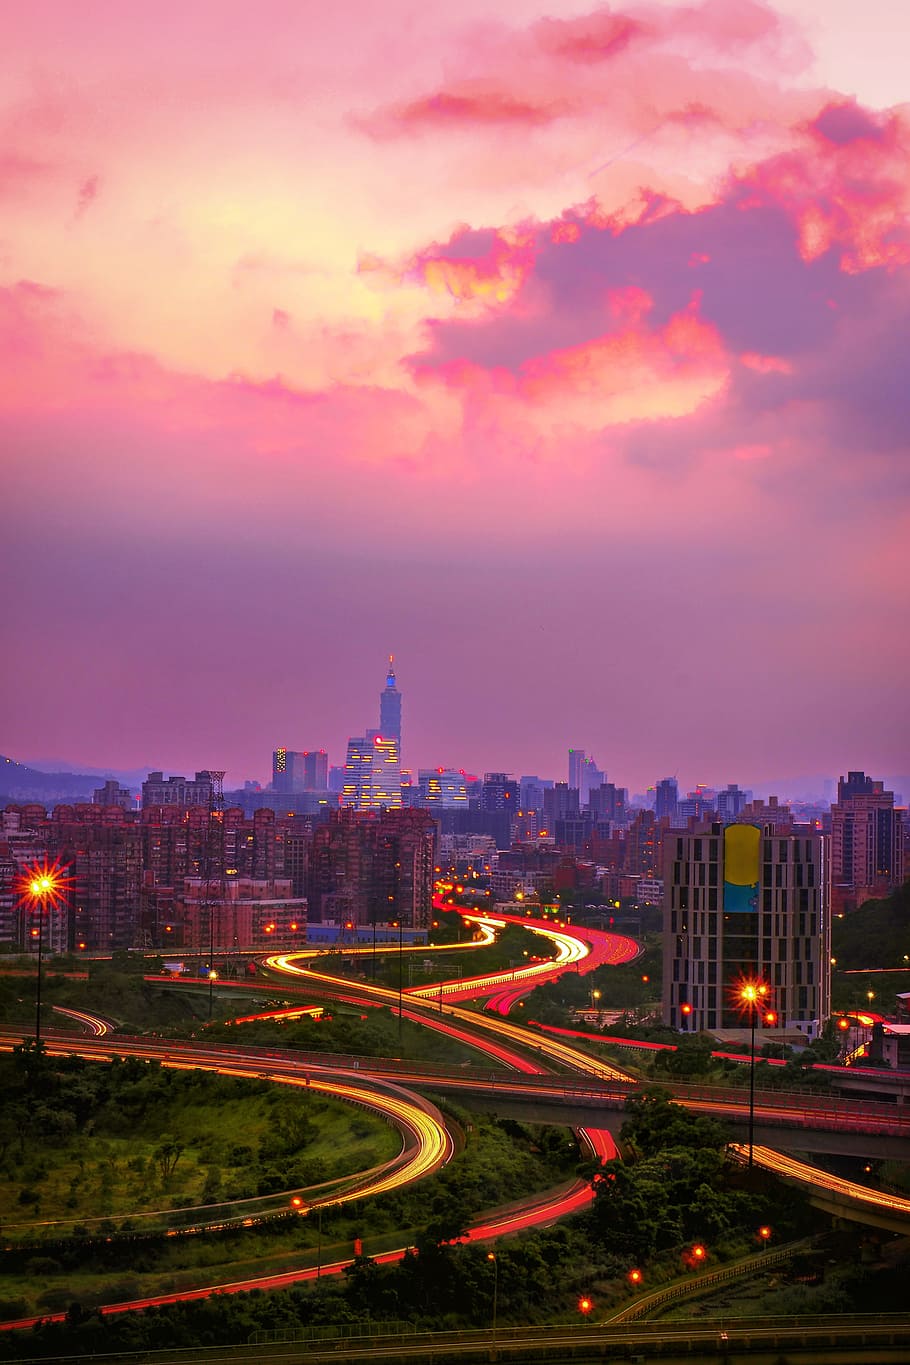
[2,0,909,795]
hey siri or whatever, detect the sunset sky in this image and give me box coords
[2,0,908,793]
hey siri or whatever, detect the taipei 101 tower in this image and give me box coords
[380,655,402,751]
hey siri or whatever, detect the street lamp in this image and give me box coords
[738,979,773,1169]
[391,919,404,1039]
[19,860,69,1047]
[487,1251,498,1352]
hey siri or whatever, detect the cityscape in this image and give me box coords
[2,0,910,1358]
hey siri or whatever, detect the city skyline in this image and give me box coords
[2,0,909,792]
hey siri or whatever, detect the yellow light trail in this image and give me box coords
[408,914,588,1000]
[265,950,636,1084]
[735,1145,910,1220]
[1,1048,453,1235]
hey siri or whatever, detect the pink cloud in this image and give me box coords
[532,10,648,63]
[74,173,101,217]
[372,87,567,134]
[360,0,811,146]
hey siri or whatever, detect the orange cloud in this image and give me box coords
[406,227,538,307]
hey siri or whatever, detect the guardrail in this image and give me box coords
[605,1238,815,1323]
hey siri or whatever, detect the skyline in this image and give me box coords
[3,0,909,792]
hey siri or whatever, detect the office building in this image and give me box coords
[481,773,519,812]
[342,731,402,810]
[663,822,830,1034]
[715,784,750,822]
[655,778,679,823]
[272,749,329,793]
[568,750,605,806]
[417,769,469,807]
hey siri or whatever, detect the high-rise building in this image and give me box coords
[662,822,830,1034]
[342,732,401,810]
[626,809,662,879]
[519,776,550,811]
[272,750,329,793]
[568,750,605,805]
[589,782,627,824]
[544,783,580,824]
[655,778,679,823]
[715,784,750,822]
[481,773,519,812]
[831,772,904,911]
[380,656,401,747]
[417,769,469,807]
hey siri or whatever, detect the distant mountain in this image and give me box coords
[22,758,152,786]
[0,755,105,804]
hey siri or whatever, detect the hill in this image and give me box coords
[0,755,102,806]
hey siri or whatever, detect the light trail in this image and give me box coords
[266,948,637,1083]
[735,1145,910,1219]
[50,1005,111,1036]
[407,914,589,1003]
[224,1005,326,1025]
[0,1113,611,1331]
[0,1044,453,1244]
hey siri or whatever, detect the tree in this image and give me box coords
[154,1135,183,1183]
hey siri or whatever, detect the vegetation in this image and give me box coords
[0,1046,398,1240]
[0,1042,582,1324]
[831,880,910,1011]
[832,881,910,971]
[2,1087,879,1359]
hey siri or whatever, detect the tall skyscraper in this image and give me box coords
[568,749,586,793]
[655,778,679,823]
[568,750,604,805]
[380,655,402,748]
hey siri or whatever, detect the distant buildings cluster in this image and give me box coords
[0,659,905,1039]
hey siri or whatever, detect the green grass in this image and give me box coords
[0,1088,399,1238]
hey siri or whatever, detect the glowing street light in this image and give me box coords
[578,1295,593,1316]
[487,1251,498,1351]
[738,978,773,1169]
[18,860,70,1047]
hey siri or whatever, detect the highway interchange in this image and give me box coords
[2,902,910,1336]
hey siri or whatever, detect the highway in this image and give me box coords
[4,905,908,1334]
